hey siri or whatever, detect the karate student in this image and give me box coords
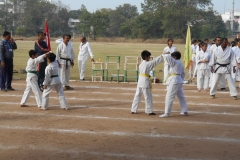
[204,39,211,52]
[41,53,68,110]
[196,43,211,92]
[163,38,177,84]
[78,36,95,81]
[20,50,49,108]
[209,37,226,90]
[190,39,197,78]
[56,34,76,90]
[209,38,238,100]
[232,38,240,85]
[131,50,163,115]
[160,51,188,118]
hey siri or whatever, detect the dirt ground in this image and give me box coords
[0,80,240,160]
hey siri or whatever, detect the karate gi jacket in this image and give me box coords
[25,54,45,80]
[43,62,61,86]
[163,54,185,85]
[137,56,163,88]
[163,46,177,65]
[209,46,236,74]
[56,42,75,65]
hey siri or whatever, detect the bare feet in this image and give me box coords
[198,90,201,92]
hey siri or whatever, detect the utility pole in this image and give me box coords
[232,0,235,35]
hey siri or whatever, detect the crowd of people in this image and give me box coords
[0,30,239,117]
[131,37,240,118]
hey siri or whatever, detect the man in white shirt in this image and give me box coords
[209,38,237,99]
[56,35,76,90]
[78,36,95,81]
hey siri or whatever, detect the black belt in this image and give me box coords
[60,58,71,69]
[51,75,58,78]
[214,63,230,73]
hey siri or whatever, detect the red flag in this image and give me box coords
[44,20,51,51]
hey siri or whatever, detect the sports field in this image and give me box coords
[1,41,240,159]
[12,41,185,80]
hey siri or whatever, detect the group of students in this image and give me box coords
[20,32,95,110]
[131,37,240,118]
[191,37,239,100]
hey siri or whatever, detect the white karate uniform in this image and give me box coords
[196,50,211,90]
[162,46,177,83]
[209,46,237,97]
[190,44,197,76]
[20,55,45,107]
[209,44,226,89]
[192,47,202,78]
[232,46,240,83]
[207,44,211,52]
[42,62,68,109]
[56,42,75,87]
[131,56,163,114]
[163,54,188,114]
[78,41,94,80]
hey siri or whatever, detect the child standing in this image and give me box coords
[131,50,163,115]
[196,43,211,92]
[20,50,48,108]
[163,39,177,84]
[160,51,188,118]
[41,53,68,110]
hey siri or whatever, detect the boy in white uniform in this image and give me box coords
[56,34,75,90]
[209,38,238,99]
[232,38,240,85]
[196,43,211,92]
[20,50,49,108]
[163,38,177,84]
[41,53,68,110]
[131,50,163,115]
[160,51,188,118]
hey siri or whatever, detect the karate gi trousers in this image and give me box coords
[78,60,87,80]
[20,77,42,107]
[131,87,153,114]
[197,69,209,90]
[210,73,237,96]
[59,64,71,87]
[165,83,188,114]
[42,83,68,109]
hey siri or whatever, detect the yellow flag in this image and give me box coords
[184,25,192,69]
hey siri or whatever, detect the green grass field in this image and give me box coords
[13,41,186,81]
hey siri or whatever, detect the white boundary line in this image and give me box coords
[0,94,239,108]
[0,144,201,160]
[11,83,233,94]
[0,111,240,127]
[1,125,240,143]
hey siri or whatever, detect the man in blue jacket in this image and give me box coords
[34,31,49,85]
[0,31,16,92]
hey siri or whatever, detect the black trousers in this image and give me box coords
[38,58,47,84]
[0,58,13,89]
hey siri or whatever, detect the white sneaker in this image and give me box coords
[181,112,188,116]
[159,113,169,118]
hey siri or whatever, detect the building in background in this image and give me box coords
[222,11,240,34]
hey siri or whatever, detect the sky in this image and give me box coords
[60,0,240,14]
